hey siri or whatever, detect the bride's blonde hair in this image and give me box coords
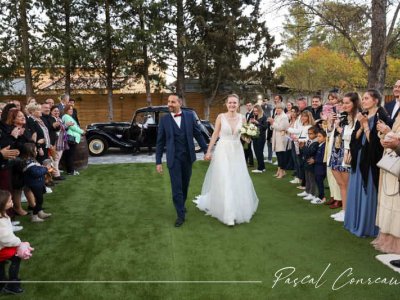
[225,94,240,103]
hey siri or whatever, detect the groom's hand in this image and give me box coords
[156,164,163,174]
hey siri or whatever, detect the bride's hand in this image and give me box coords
[205,153,212,161]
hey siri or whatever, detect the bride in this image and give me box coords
[194,94,259,226]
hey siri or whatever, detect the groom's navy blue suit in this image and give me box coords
[156,110,208,221]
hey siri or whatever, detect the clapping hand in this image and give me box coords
[0,146,19,159]
[381,134,400,150]
[377,120,390,134]
[10,127,20,139]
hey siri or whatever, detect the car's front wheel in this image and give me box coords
[88,136,109,156]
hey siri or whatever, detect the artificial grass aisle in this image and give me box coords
[8,162,399,299]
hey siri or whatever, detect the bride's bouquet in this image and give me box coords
[240,123,259,149]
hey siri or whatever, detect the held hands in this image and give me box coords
[156,164,163,174]
[0,146,20,159]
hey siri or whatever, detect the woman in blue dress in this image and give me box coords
[344,89,391,237]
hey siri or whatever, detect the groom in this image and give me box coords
[156,94,208,227]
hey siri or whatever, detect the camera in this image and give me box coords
[361,110,368,117]
[338,112,348,127]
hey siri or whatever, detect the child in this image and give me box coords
[311,130,327,204]
[297,126,319,201]
[21,143,52,222]
[0,189,24,294]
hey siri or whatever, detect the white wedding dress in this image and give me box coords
[194,114,259,225]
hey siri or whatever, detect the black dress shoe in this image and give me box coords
[175,218,185,227]
[390,259,400,268]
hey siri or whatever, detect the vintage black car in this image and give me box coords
[86,106,214,156]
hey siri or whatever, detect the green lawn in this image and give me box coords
[9,162,400,299]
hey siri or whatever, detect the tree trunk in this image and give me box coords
[176,0,186,105]
[19,0,33,99]
[64,0,71,96]
[139,5,151,106]
[204,66,222,120]
[204,98,211,120]
[368,0,387,91]
[105,0,113,121]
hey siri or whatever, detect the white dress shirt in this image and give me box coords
[392,100,400,120]
[171,111,182,128]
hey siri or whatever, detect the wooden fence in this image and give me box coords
[0,93,227,128]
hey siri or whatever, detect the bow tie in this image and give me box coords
[174,113,182,118]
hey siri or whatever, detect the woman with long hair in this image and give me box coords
[344,89,391,237]
[250,104,268,173]
[329,92,361,222]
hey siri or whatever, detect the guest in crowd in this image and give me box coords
[25,103,50,164]
[4,108,33,216]
[50,106,67,181]
[291,110,315,190]
[244,102,254,167]
[57,94,69,116]
[308,95,323,123]
[310,129,327,204]
[22,143,52,222]
[45,98,54,108]
[262,99,274,164]
[329,92,360,222]
[384,79,400,126]
[344,89,391,237]
[286,102,293,119]
[62,104,84,176]
[298,126,319,201]
[0,190,24,294]
[324,95,343,209]
[250,104,268,173]
[68,99,80,126]
[287,106,301,183]
[372,113,400,255]
[270,103,289,178]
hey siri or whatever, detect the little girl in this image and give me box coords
[22,143,52,222]
[0,189,24,294]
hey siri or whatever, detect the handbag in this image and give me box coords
[67,135,77,144]
[377,151,400,178]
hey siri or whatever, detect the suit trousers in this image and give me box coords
[168,154,192,220]
[253,137,266,171]
[305,170,317,196]
[244,141,254,166]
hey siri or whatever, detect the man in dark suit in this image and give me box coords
[156,94,208,227]
[244,102,254,167]
[307,95,323,122]
[57,94,69,116]
[384,79,400,126]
